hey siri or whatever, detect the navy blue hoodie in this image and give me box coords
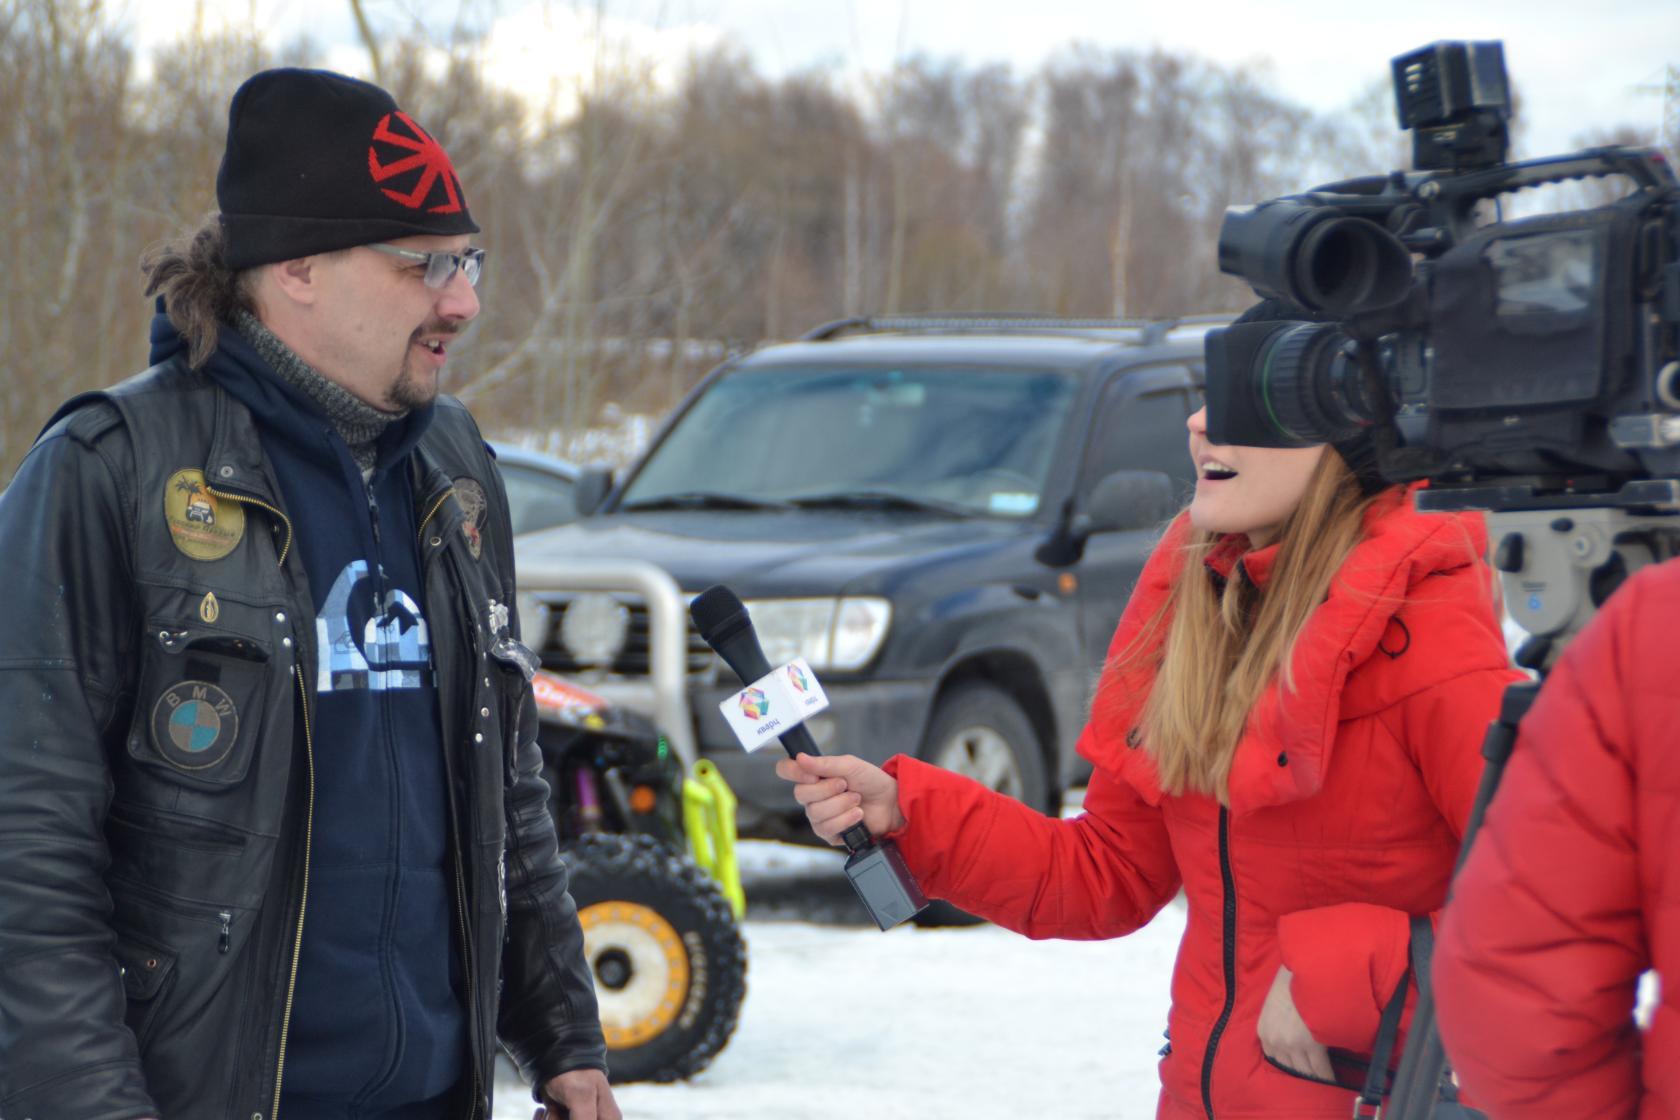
[150,315,465,1117]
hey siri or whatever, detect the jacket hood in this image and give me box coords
[1087,485,1499,815]
[149,308,432,477]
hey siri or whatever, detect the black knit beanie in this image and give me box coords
[1228,299,1391,497]
[217,68,479,270]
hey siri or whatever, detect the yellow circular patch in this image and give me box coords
[578,900,690,1049]
[164,469,245,561]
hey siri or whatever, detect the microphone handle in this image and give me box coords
[765,699,874,853]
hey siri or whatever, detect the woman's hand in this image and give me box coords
[1258,966,1335,1082]
[773,752,906,844]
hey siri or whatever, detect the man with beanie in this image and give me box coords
[0,69,619,1120]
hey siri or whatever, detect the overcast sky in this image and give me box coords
[120,0,1677,158]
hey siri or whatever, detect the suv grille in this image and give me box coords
[535,595,716,677]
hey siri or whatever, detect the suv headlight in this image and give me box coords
[514,592,552,648]
[559,593,632,668]
[741,597,892,672]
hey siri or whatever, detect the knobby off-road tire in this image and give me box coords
[559,833,747,1082]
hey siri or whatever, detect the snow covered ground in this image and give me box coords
[493,834,1185,1119]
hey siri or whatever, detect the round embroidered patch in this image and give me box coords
[453,478,488,559]
[164,469,245,561]
[151,681,239,771]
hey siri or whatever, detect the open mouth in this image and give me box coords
[1200,460,1238,481]
[418,339,446,355]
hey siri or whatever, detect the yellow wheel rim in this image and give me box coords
[578,900,691,1049]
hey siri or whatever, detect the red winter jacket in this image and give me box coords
[883,488,1518,1118]
[1435,557,1680,1118]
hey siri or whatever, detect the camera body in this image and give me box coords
[1206,41,1680,509]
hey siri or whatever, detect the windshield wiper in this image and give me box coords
[786,490,973,517]
[619,491,794,512]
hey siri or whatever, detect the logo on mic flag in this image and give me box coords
[718,657,831,753]
[739,687,769,721]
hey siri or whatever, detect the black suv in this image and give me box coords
[513,316,1215,836]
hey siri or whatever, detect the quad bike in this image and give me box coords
[530,669,748,1083]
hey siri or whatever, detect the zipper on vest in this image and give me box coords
[451,569,484,1120]
[425,522,485,1120]
[419,487,457,544]
[208,483,307,1117]
[453,850,482,1120]
[272,664,318,1120]
[207,487,294,566]
[1201,806,1237,1119]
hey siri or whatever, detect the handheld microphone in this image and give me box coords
[690,585,927,929]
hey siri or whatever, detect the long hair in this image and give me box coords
[1106,451,1386,802]
[140,214,256,369]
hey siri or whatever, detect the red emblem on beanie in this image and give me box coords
[367,111,465,215]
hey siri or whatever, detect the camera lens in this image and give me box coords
[1205,320,1389,448]
[1257,322,1382,444]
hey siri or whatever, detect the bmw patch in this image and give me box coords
[165,469,245,561]
[151,681,239,770]
[453,478,487,559]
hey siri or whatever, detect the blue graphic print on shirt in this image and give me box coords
[316,559,434,692]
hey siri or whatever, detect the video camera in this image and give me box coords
[1204,46,1680,1118]
[1205,41,1680,513]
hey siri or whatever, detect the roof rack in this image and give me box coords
[800,312,1235,344]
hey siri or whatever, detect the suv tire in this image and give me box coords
[919,682,1050,813]
[559,833,747,1082]
[914,683,1051,927]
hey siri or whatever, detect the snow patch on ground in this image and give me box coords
[495,901,1185,1119]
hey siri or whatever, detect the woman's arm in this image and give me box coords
[778,752,1181,940]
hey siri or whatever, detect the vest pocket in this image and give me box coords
[113,930,178,1047]
[127,621,271,791]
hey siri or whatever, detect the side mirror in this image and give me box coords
[573,467,615,517]
[1034,507,1092,568]
[1086,470,1178,534]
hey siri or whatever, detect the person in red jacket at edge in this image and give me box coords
[779,390,1520,1117]
[1433,557,1680,1118]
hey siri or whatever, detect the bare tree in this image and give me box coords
[4,4,1409,481]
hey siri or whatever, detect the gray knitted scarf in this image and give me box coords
[232,309,406,477]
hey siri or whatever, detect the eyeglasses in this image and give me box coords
[365,243,486,289]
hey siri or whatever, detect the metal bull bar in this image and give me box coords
[513,559,698,769]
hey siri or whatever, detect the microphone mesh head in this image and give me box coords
[689,584,746,641]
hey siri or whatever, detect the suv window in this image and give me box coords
[621,365,1082,518]
[1083,382,1196,494]
[500,463,578,535]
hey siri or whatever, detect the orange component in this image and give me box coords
[629,785,658,814]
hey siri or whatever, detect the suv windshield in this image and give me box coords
[620,366,1081,518]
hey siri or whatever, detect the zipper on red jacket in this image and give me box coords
[1201,806,1237,1119]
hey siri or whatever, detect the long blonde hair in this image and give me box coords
[1107,451,1385,802]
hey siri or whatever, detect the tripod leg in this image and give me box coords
[1387,681,1538,1119]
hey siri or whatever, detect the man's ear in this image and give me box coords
[266,256,321,306]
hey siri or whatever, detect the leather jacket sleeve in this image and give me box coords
[482,459,608,1082]
[0,410,159,1119]
[495,699,609,1081]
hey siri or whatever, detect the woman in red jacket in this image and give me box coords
[779,403,1518,1118]
[1434,558,1680,1118]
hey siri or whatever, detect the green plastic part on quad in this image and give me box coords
[682,761,745,918]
